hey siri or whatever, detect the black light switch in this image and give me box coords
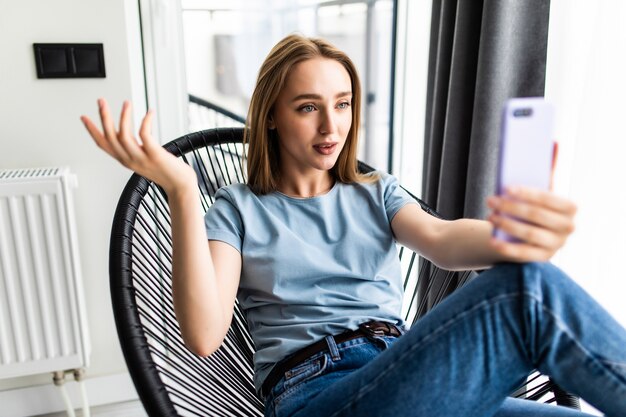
[34,43,106,78]
[39,47,68,74]
[73,47,102,74]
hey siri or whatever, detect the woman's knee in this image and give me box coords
[501,262,581,309]
[482,262,573,298]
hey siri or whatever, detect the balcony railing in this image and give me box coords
[188,94,246,132]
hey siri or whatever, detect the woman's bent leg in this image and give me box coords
[291,262,626,417]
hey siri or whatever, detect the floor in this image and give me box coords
[35,400,147,417]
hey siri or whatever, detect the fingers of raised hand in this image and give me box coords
[80,115,116,156]
[84,99,152,169]
[138,109,157,153]
[118,100,132,139]
[114,101,147,163]
[98,99,120,144]
[102,100,142,165]
[81,100,191,191]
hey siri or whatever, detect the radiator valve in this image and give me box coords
[73,368,86,382]
[52,371,66,386]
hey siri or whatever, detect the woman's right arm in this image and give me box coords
[81,99,240,356]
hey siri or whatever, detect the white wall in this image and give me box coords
[0,0,144,407]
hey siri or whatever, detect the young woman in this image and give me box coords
[81,34,626,417]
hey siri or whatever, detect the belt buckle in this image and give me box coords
[359,321,385,337]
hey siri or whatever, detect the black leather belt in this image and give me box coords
[261,320,402,398]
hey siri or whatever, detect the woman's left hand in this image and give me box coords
[486,187,577,262]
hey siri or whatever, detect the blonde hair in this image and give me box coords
[244,34,376,195]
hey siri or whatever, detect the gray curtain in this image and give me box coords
[423,0,551,219]
[418,0,551,313]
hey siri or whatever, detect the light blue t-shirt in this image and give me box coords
[204,172,417,392]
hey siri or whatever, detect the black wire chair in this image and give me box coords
[109,127,580,416]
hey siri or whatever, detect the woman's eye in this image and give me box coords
[337,102,350,110]
[300,105,315,113]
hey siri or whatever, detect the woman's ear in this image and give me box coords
[268,114,276,130]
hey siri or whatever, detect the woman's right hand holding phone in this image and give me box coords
[487,186,577,262]
[80,98,197,195]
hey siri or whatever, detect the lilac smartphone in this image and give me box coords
[493,97,555,242]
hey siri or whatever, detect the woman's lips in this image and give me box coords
[313,143,337,155]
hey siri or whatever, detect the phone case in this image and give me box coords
[494,97,555,242]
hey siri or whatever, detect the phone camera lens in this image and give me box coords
[513,108,533,117]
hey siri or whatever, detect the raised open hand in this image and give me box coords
[80,99,197,195]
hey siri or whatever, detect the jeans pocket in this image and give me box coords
[274,354,328,406]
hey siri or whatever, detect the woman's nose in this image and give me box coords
[319,109,337,135]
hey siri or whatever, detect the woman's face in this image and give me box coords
[270,57,353,177]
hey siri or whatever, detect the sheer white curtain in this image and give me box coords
[547,1,626,413]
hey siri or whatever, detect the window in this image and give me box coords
[182,0,396,171]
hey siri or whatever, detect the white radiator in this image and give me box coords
[0,167,90,379]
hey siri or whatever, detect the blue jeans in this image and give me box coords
[263,263,626,417]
